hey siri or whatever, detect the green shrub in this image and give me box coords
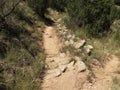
[111,20,120,45]
[50,0,67,12]
[67,0,118,37]
[33,53,45,77]
[0,1,45,90]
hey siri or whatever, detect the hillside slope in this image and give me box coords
[41,17,120,90]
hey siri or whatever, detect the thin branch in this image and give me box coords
[3,0,21,18]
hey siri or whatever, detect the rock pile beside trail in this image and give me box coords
[57,23,94,55]
[45,53,87,80]
[44,23,94,80]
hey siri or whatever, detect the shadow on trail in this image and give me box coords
[42,16,55,26]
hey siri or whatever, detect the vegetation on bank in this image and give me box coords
[0,1,46,90]
[66,0,120,37]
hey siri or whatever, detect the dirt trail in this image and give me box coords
[105,55,119,73]
[43,26,60,57]
[42,26,82,90]
[42,25,120,90]
[82,55,120,90]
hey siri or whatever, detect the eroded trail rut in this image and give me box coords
[42,26,120,90]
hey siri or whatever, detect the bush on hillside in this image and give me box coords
[67,0,119,37]
[0,1,45,89]
[50,0,67,12]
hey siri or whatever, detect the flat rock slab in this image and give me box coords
[54,57,70,65]
[45,69,61,80]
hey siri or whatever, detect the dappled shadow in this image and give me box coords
[115,0,120,6]
[41,16,55,26]
[44,17,55,26]
[39,15,55,26]
[0,84,9,90]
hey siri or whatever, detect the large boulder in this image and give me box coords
[77,61,86,72]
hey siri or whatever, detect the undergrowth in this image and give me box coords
[0,2,45,90]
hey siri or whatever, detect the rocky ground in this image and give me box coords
[41,20,120,90]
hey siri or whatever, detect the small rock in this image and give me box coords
[46,58,54,62]
[67,61,75,70]
[69,39,74,45]
[88,83,93,86]
[57,24,61,27]
[84,45,93,54]
[59,53,66,58]
[71,35,75,39]
[59,65,67,72]
[77,49,82,52]
[66,51,70,56]
[77,61,86,72]
[54,69,61,76]
[74,56,82,61]
[67,34,72,39]
[62,31,66,35]
[87,45,93,49]
[62,26,67,30]
[45,69,61,79]
[60,30,66,35]
[64,29,68,32]
[86,49,91,54]
[59,30,62,34]
[74,40,86,49]
[64,40,70,46]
